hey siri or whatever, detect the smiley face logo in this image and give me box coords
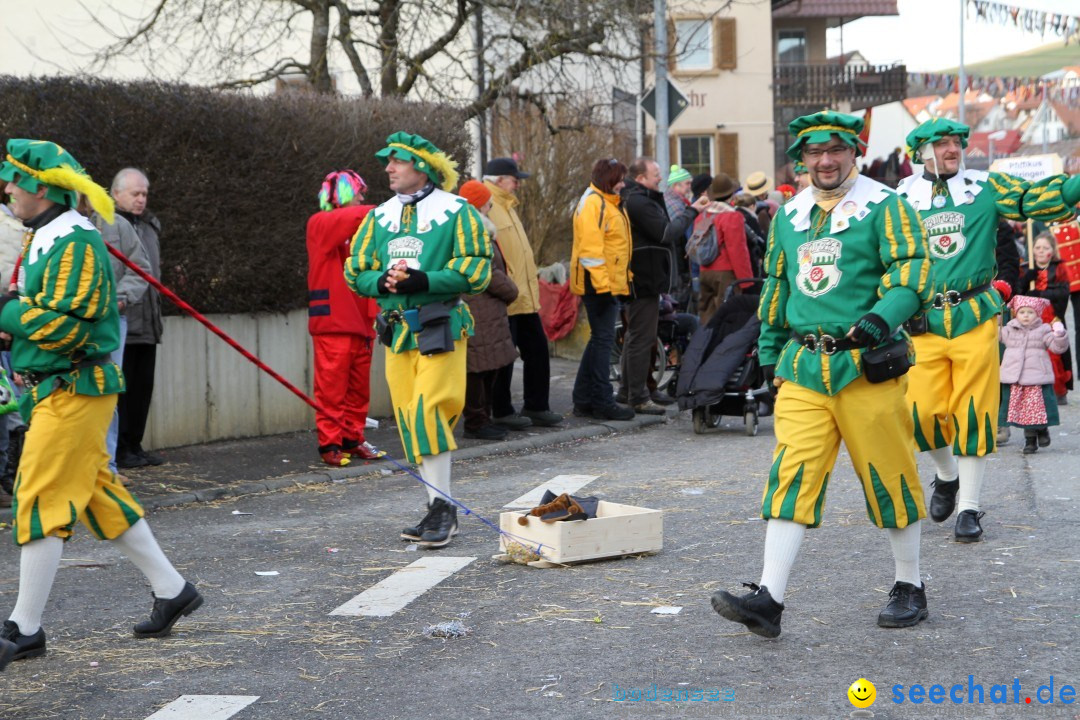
[848,678,876,708]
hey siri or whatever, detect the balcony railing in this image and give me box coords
[774,63,907,110]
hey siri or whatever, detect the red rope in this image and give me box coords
[104,244,326,416]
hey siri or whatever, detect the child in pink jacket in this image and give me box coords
[999,295,1070,454]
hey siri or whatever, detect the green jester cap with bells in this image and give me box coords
[786,111,866,161]
[374,132,460,192]
[905,118,969,163]
[0,139,115,222]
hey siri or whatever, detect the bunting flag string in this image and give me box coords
[965,0,1080,44]
[906,72,1080,105]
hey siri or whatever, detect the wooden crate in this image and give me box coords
[497,501,662,567]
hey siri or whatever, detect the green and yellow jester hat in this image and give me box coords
[904,118,969,163]
[793,161,807,176]
[0,139,114,223]
[375,132,459,192]
[786,111,866,161]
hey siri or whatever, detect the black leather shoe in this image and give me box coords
[877,581,928,628]
[0,620,47,660]
[710,583,783,638]
[0,637,16,670]
[590,404,635,421]
[1037,429,1051,448]
[418,498,458,548]
[954,509,985,543]
[133,582,204,638]
[928,477,959,523]
[117,450,149,469]
[138,450,166,466]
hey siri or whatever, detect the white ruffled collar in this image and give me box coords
[784,174,892,234]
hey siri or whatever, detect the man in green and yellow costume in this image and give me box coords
[346,132,491,548]
[897,118,1080,542]
[0,140,202,664]
[711,112,935,637]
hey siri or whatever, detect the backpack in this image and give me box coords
[686,214,720,267]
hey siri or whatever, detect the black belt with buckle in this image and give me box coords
[21,358,111,392]
[790,331,858,355]
[930,283,991,310]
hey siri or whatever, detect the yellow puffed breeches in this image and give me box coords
[385,342,467,463]
[763,375,925,529]
[14,389,144,546]
[907,319,1000,457]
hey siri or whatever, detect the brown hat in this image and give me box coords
[709,173,737,201]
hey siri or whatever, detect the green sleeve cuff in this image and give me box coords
[425,270,471,295]
[351,272,383,299]
[870,287,921,331]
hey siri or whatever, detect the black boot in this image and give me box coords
[401,503,435,541]
[133,581,204,638]
[928,477,959,523]
[0,620,47,660]
[1023,430,1038,455]
[710,582,784,638]
[1037,428,1051,448]
[954,509,985,543]
[418,498,458,548]
[877,581,928,628]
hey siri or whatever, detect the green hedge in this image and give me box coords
[0,76,473,314]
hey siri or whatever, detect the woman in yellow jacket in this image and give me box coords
[571,159,635,420]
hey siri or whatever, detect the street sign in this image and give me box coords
[640,80,689,125]
[989,154,1063,182]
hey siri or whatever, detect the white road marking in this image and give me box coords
[145,695,259,719]
[330,556,476,617]
[504,474,600,509]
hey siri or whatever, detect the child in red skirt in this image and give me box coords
[999,295,1070,454]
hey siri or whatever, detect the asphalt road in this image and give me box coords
[0,405,1077,720]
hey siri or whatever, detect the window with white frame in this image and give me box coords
[678,135,713,178]
[675,19,712,70]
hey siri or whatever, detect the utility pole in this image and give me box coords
[958,0,966,126]
[654,0,669,181]
[475,4,488,172]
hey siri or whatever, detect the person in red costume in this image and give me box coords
[306,170,386,466]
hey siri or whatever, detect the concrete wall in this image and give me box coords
[143,309,391,450]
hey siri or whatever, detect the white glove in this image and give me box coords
[1052,321,1066,336]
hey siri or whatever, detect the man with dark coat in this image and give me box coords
[618,157,707,414]
[112,168,165,469]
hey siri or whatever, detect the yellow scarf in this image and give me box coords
[811,167,859,214]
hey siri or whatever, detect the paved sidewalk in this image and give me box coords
[59,357,675,512]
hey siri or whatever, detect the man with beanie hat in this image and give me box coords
[897,118,1080,542]
[664,165,695,306]
[483,158,563,431]
[307,170,385,467]
[0,139,203,663]
[711,111,935,636]
[346,133,492,548]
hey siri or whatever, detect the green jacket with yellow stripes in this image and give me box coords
[758,174,934,396]
[897,170,1080,338]
[0,208,123,418]
[344,188,492,353]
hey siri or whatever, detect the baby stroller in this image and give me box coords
[676,280,771,435]
[610,294,698,396]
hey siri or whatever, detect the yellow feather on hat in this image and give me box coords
[35,165,116,224]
